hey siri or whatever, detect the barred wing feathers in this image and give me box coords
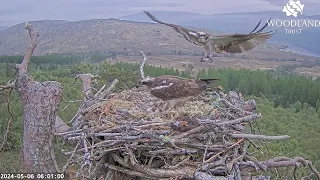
[144,11,275,54]
[148,75,219,100]
[144,11,207,46]
[212,20,275,53]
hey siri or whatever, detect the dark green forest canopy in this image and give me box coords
[0,55,320,178]
[0,52,113,65]
[1,54,320,109]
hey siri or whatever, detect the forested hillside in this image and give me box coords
[1,18,318,64]
[0,55,320,178]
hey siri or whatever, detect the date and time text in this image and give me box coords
[1,173,64,179]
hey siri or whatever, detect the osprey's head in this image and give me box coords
[136,77,154,88]
[197,32,210,43]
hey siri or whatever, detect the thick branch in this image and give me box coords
[242,156,320,179]
[231,134,290,140]
[216,114,261,125]
[16,22,39,75]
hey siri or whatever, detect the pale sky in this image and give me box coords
[1,0,319,26]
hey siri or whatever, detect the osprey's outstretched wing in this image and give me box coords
[144,11,274,54]
[144,11,210,46]
[212,19,275,53]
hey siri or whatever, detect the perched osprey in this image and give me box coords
[144,11,275,62]
[138,75,219,109]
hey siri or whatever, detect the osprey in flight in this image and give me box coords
[138,75,219,109]
[144,11,275,62]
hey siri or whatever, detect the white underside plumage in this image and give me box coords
[151,83,174,90]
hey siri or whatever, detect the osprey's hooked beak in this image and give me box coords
[136,77,153,88]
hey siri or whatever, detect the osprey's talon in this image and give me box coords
[200,57,213,62]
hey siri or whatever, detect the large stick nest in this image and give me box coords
[57,83,308,180]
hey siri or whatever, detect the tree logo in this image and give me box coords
[282,0,305,17]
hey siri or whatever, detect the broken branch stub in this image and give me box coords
[76,73,97,99]
[16,23,39,75]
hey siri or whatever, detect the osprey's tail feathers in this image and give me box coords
[196,78,220,90]
[249,19,262,34]
[199,78,220,84]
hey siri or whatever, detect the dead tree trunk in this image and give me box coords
[17,23,63,173]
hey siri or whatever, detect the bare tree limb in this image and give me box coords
[216,114,261,125]
[16,22,39,75]
[242,156,320,179]
[231,134,290,140]
[98,78,118,100]
[0,82,15,92]
[140,51,147,79]
[62,141,80,173]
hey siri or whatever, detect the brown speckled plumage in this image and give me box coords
[140,75,218,100]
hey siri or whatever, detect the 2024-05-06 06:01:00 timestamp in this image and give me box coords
[0,173,65,179]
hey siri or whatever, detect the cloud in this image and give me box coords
[0,0,319,26]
